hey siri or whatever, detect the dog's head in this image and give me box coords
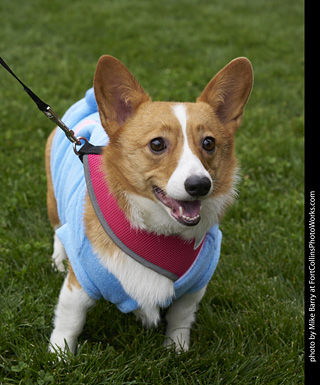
[94,56,253,237]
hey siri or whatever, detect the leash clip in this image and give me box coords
[73,136,89,155]
[43,106,81,145]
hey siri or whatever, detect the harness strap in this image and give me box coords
[76,141,104,162]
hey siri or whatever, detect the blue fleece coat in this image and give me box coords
[51,88,222,313]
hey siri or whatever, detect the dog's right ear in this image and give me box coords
[94,55,150,134]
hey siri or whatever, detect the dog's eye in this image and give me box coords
[149,137,167,153]
[202,137,215,153]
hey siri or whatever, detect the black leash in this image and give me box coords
[0,56,81,146]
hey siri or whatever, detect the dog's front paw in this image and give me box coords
[164,328,190,353]
[49,331,77,355]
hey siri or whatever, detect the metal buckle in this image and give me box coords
[73,137,89,155]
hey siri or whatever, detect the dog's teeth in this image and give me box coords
[179,206,183,216]
[182,214,200,221]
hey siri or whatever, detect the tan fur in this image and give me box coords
[45,128,60,228]
[197,57,253,133]
[93,56,150,133]
[100,102,185,207]
[67,262,82,291]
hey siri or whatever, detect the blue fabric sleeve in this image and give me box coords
[174,225,222,298]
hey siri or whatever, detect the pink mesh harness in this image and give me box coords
[83,153,205,281]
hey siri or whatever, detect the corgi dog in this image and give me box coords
[46,55,253,354]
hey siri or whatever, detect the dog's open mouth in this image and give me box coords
[153,186,201,226]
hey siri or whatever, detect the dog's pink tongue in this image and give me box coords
[170,199,201,226]
[170,198,201,220]
[178,200,201,218]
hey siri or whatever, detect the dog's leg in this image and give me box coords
[49,269,96,354]
[133,305,161,328]
[164,286,207,352]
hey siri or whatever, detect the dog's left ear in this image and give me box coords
[94,55,150,135]
[197,57,253,134]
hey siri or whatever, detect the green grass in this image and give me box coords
[0,0,304,383]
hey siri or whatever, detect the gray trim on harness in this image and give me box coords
[83,155,179,282]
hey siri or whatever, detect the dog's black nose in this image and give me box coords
[184,176,212,197]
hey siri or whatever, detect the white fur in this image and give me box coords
[52,233,67,272]
[49,273,96,354]
[164,286,207,352]
[167,104,213,201]
[125,190,233,243]
[94,246,174,328]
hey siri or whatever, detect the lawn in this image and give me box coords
[0,0,304,384]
